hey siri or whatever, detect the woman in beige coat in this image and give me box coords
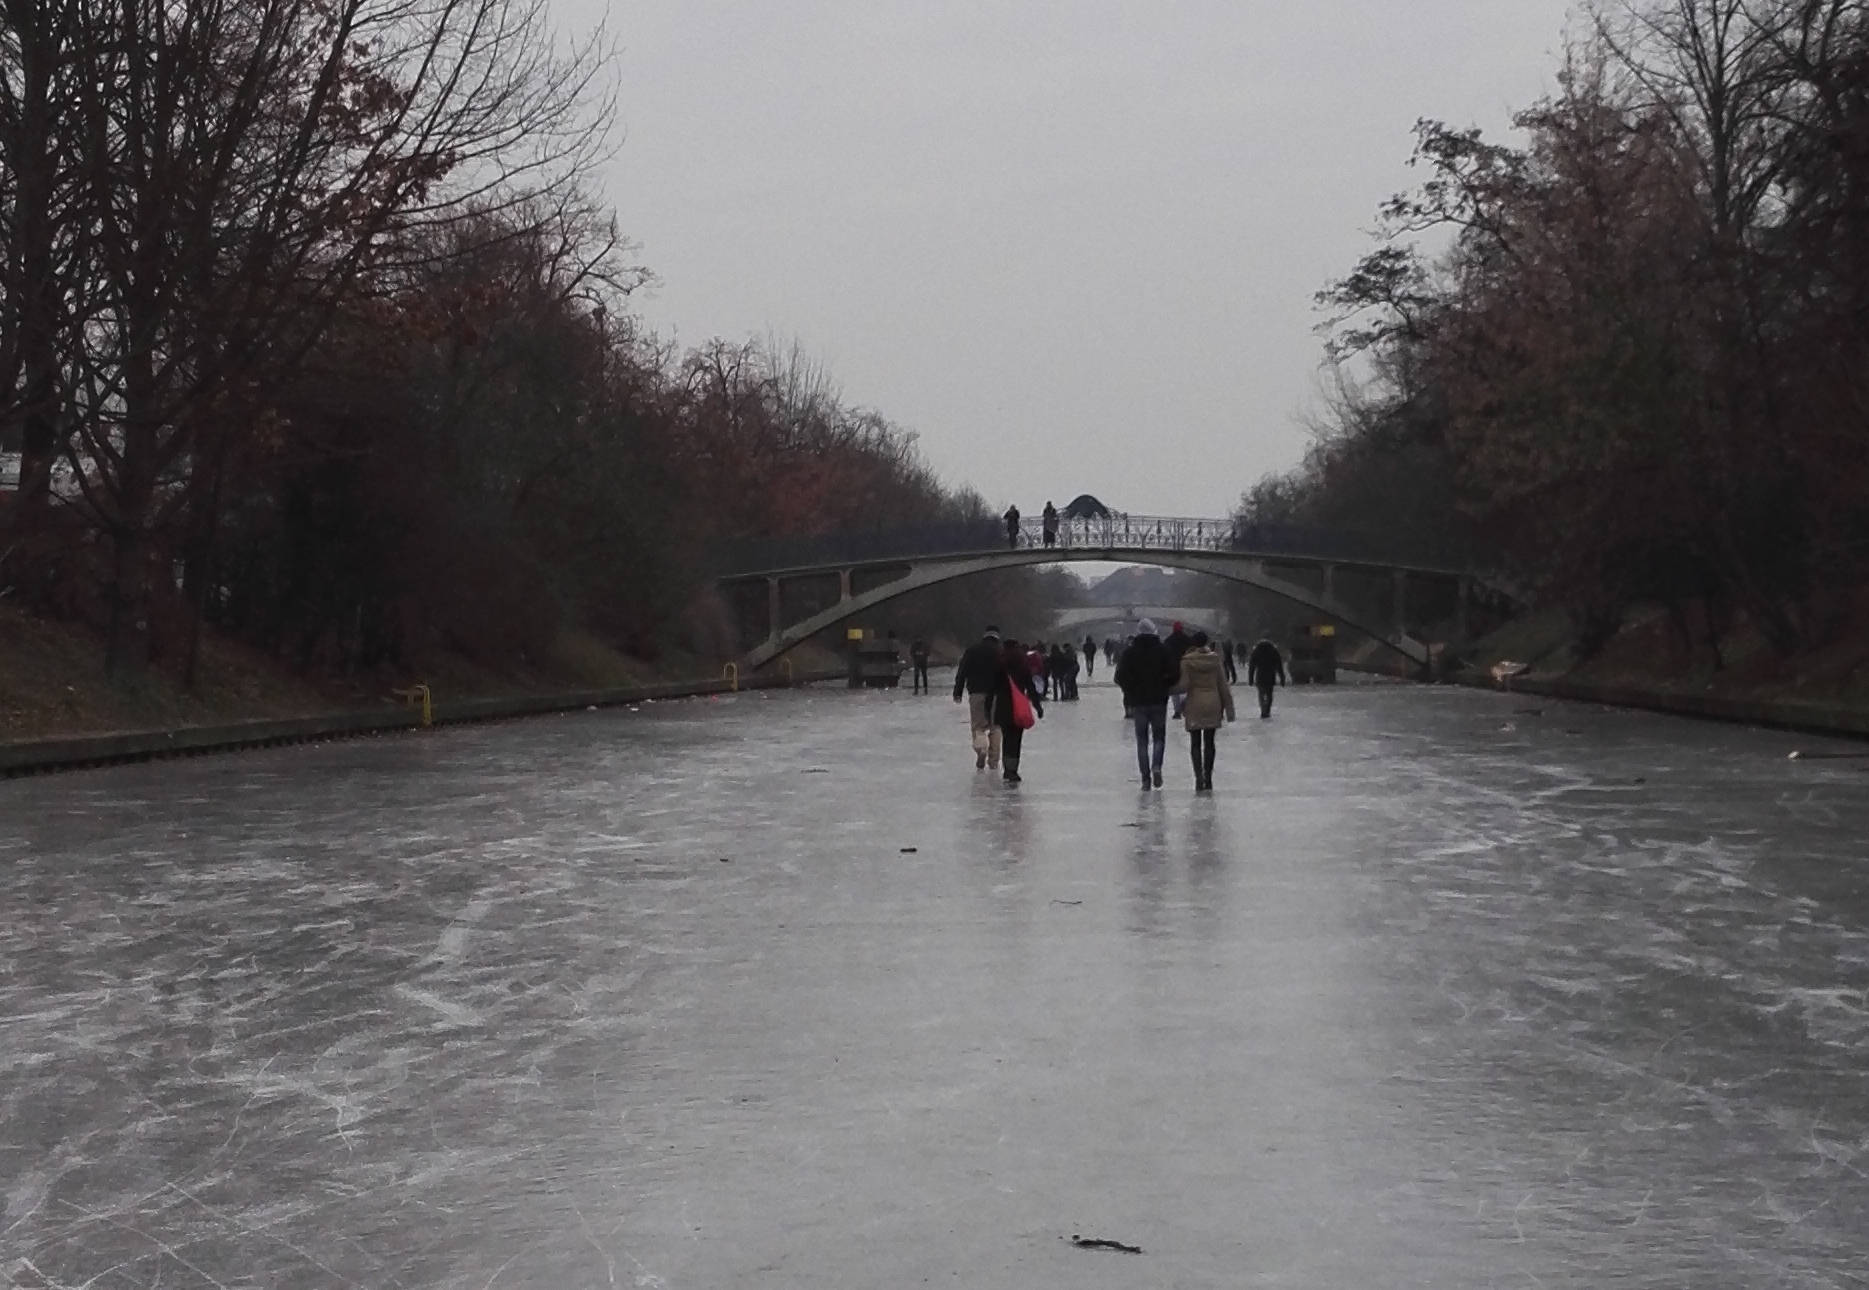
[1172,631,1235,791]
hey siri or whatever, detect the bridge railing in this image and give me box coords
[709,514,1479,577]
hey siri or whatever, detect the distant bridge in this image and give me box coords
[715,514,1505,675]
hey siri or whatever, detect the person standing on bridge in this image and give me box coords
[1248,636,1287,719]
[1082,635,1097,679]
[1042,501,1059,548]
[953,626,1005,769]
[1004,504,1021,549]
[909,637,931,694]
[1173,631,1235,791]
[1115,619,1178,789]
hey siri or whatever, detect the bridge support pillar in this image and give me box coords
[1322,564,1335,599]
[1392,568,1409,637]
[1455,577,1470,642]
[767,577,782,645]
[838,568,852,603]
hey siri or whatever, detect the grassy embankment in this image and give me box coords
[0,602,847,744]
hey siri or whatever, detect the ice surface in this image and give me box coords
[3,676,1867,1287]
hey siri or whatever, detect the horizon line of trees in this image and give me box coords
[1235,0,1868,663]
[0,0,1065,685]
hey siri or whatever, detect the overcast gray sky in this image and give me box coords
[583,1,1578,518]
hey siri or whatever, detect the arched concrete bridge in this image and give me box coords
[1051,606,1230,637]
[717,515,1497,674]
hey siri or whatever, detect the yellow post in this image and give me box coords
[395,683,433,728]
[722,662,739,692]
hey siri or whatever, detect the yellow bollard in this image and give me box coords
[394,683,433,728]
[722,662,739,692]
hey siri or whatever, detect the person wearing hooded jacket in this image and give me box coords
[1173,631,1236,790]
[1114,618,1179,789]
[953,626,1006,769]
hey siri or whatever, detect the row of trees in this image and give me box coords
[0,2,1058,683]
[1240,0,1868,660]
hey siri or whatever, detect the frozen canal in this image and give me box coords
[4,674,1869,1288]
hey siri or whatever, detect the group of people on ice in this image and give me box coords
[951,619,1287,790]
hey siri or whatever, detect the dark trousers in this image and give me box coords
[1000,725,1024,764]
[1189,728,1216,783]
[1258,683,1275,718]
[1222,655,1237,683]
[911,661,929,693]
[1131,703,1167,777]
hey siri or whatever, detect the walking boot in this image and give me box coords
[976,749,987,769]
[1151,768,1163,789]
[1003,758,1021,784]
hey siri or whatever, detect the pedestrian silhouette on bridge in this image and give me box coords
[1248,637,1287,719]
[1115,619,1179,790]
[1173,632,1235,791]
[1042,501,1058,548]
[953,626,1005,769]
[1003,504,1020,549]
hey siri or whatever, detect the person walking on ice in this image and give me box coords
[1248,636,1287,719]
[992,638,1045,783]
[1173,631,1235,791]
[953,626,1006,769]
[1115,619,1179,789]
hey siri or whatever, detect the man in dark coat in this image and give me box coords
[1003,505,1021,549]
[1115,619,1180,789]
[1248,637,1287,719]
[1220,639,1238,684]
[953,627,1006,768]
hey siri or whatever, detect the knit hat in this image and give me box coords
[1137,618,1158,637]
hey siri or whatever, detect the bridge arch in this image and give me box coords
[730,547,1434,671]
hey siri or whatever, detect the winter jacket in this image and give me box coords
[1247,639,1287,688]
[1115,635,1178,707]
[994,654,1045,732]
[953,638,1003,698]
[1163,628,1193,669]
[1174,648,1235,730]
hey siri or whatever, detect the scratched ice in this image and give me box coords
[3,677,1868,1287]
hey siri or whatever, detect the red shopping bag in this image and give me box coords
[1006,680,1037,730]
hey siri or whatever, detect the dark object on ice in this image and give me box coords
[899,847,918,853]
[1514,707,1544,716]
[802,767,830,774]
[718,857,732,863]
[1069,1234,1143,1254]
[1061,494,1111,520]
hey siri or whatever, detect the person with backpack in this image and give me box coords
[1114,619,1179,789]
